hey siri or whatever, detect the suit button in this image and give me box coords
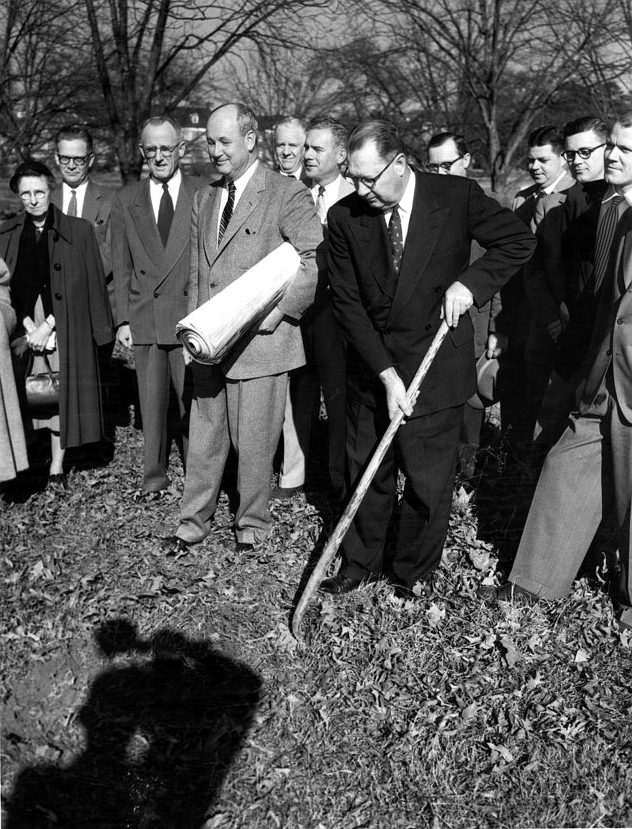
[434,286,442,293]
[153,291,159,298]
[52,233,59,242]
[184,290,188,296]
[425,324,432,331]
[140,270,146,275]
[617,318,624,325]
[606,349,612,355]
[210,282,217,288]
[53,263,61,271]
[55,292,62,300]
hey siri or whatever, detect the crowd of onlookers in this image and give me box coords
[2,102,632,631]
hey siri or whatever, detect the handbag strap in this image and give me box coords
[26,350,55,376]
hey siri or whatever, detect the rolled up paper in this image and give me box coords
[176,242,300,364]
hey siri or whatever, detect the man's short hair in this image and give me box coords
[528,125,565,153]
[209,103,258,137]
[55,124,94,152]
[9,159,56,193]
[427,131,469,156]
[616,111,632,129]
[564,116,609,140]
[274,116,306,138]
[348,119,405,159]
[139,115,183,141]
[306,115,348,149]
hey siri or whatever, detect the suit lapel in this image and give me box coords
[349,210,394,294]
[387,172,449,325]
[201,180,223,267]
[130,180,163,266]
[213,163,265,260]
[82,180,100,224]
[157,176,194,284]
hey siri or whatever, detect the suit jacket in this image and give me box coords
[327,169,536,416]
[580,206,632,421]
[188,161,321,380]
[111,174,201,345]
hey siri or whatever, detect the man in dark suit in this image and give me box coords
[166,103,321,555]
[320,119,535,596]
[487,114,632,631]
[533,115,609,448]
[53,124,118,455]
[111,115,200,494]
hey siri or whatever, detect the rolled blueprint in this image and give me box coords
[176,242,300,364]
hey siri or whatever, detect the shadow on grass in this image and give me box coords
[5,619,262,829]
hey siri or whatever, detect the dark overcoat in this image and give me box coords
[0,206,114,448]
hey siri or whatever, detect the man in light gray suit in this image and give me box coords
[486,113,632,631]
[166,102,321,555]
[112,115,200,494]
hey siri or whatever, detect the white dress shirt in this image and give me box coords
[149,169,182,222]
[216,160,259,242]
[62,180,89,217]
[383,167,416,246]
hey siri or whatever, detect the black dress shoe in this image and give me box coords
[270,484,303,501]
[162,536,192,556]
[496,582,539,603]
[48,472,68,490]
[319,572,379,594]
[235,541,256,554]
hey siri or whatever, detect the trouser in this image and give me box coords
[510,398,632,622]
[177,365,288,545]
[134,344,187,492]
[340,399,463,586]
[278,367,319,488]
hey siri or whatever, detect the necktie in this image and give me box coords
[67,189,77,217]
[388,204,404,274]
[316,185,328,224]
[157,183,174,247]
[218,181,236,244]
[594,195,624,293]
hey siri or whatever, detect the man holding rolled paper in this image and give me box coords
[321,119,536,597]
[165,103,321,555]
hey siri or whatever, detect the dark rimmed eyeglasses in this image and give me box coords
[349,154,399,190]
[57,155,91,166]
[425,154,465,173]
[141,143,182,159]
[561,143,606,163]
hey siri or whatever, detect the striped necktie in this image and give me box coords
[218,181,236,244]
[594,195,624,293]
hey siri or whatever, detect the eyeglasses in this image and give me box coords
[57,155,91,166]
[19,189,49,202]
[349,154,399,190]
[561,143,606,163]
[425,154,465,173]
[141,143,182,159]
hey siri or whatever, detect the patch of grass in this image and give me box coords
[2,416,632,828]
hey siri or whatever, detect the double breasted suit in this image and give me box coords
[509,201,632,624]
[111,173,201,491]
[176,161,321,545]
[327,170,536,586]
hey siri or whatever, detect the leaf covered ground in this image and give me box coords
[2,407,632,829]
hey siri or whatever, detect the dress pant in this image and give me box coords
[177,364,288,545]
[134,344,187,492]
[312,294,348,491]
[510,395,632,623]
[278,366,319,488]
[341,399,463,586]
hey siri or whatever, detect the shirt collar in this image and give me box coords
[603,184,632,207]
[311,174,343,198]
[396,167,416,214]
[229,159,258,193]
[540,169,568,195]
[62,180,89,195]
[149,169,181,191]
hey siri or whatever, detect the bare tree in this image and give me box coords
[83,0,328,181]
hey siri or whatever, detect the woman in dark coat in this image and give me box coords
[0,160,113,487]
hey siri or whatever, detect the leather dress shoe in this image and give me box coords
[235,541,256,555]
[162,536,192,556]
[319,572,379,595]
[270,484,303,501]
[48,472,68,490]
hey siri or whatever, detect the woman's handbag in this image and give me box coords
[25,353,60,416]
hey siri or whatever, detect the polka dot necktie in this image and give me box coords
[388,204,403,274]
